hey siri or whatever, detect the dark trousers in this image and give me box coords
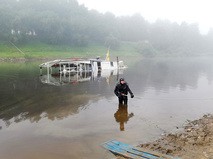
[118,96,128,105]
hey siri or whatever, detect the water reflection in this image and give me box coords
[40,68,123,86]
[114,104,134,131]
[1,58,213,159]
[128,57,213,94]
[0,62,124,128]
[1,57,213,129]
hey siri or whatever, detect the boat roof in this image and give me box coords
[39,58,113,67]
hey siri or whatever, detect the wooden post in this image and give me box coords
[116,56,119,68]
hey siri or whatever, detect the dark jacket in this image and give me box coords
[114,82,133,97]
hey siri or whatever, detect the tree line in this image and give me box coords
[1,0,213,56]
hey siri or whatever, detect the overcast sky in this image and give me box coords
[77,0,212,34]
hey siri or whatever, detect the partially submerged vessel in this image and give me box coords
[39,51,126,74]
[39,51,127,86]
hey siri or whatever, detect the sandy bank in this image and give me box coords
[139,114,213,159]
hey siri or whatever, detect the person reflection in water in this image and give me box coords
[114,104,134,131]
[114,78,134,105]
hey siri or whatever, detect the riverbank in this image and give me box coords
[116,114,213,159]
[0,41,139,59]
[137,114,213,159]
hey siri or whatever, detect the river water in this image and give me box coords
[0,57,213,159]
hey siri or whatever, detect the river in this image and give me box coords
[0,57,213,159]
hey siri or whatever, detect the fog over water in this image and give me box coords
[78,0,213,34]
[0,57,213,158]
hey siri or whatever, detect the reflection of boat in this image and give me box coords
[40,69,124,86]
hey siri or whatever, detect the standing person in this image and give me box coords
[114,78,134,105]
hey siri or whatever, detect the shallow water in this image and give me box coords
[1,57,213,159]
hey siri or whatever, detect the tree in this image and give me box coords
[0,4,13,41]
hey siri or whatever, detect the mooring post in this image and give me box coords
[116,56,119,68]
[40,67,43,75]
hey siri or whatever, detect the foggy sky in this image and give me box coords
[77,0,213,34]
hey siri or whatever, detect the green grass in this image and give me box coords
[0,41,141,61]
[0,43,24,58]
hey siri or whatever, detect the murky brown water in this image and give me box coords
[1,57,213,159]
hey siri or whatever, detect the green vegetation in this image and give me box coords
[0,0,213,58]
[0,41,140,60]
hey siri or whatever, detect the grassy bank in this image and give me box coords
[0,41,141,60]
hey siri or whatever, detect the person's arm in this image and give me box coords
[114,85,120,97]
[127,85,134,98]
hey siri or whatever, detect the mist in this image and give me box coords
[1,0,213,57]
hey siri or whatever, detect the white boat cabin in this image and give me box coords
[39,57,126,74]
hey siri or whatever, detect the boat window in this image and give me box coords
[110,62,113,67]
[97,62,101,70]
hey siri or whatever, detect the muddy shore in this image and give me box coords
[116,114,213,159]
[139,114,213,159]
